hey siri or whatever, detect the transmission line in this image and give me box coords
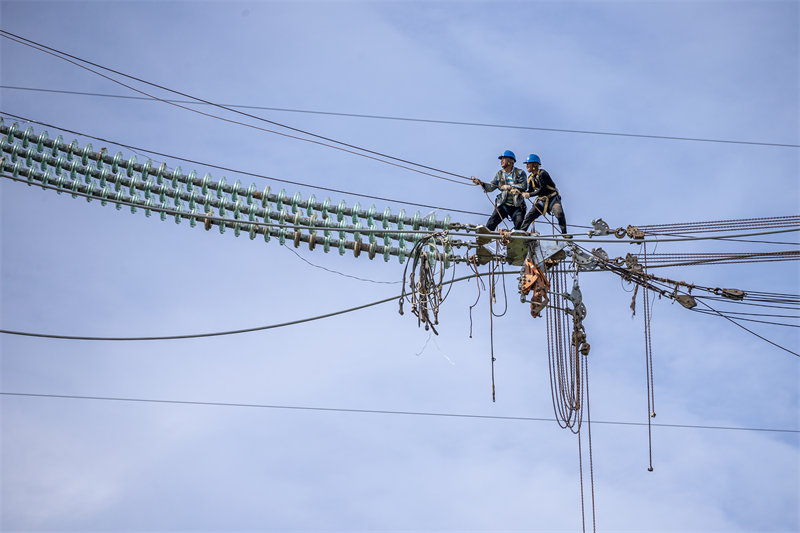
[3,85,798,149]
[0,31,472,184]
[2,392,797,434]
[0,271,483,342]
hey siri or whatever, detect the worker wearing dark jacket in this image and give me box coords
[471,150,528,230]
[520,154,568,235]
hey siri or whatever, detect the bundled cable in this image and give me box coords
[545,261,590,432]
[638,216,799,235]
[398,233,456,334]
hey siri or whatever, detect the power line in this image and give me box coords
[0,271,480,342]
[689,309,798,328]
[0,31,472,184]
[3,85,799,149]
[678,290,798,357]
[0,288,400,341]
[2,392,797,434]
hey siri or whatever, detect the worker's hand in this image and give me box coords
[522,192,530,199]
[470,176,482,186]
[499,184,511,191]
[509,188,519,195]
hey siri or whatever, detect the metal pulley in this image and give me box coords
[675,294,697,309]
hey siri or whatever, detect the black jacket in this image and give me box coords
[526,169,559,199]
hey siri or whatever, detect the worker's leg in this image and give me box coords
[551,202,568,234]
[511,205,527,230]
[521,201,545,231]
[486,204,509,231]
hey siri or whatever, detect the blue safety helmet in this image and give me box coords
[498,150,516,161]
[524,153,541,164]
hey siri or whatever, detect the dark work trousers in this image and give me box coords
[522,197,568,234]
[486,203,527,231]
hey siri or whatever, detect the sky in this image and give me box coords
[1,1,798,532]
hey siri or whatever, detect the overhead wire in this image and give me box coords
[691,298,799,357]
[3,85,799,149]
[688,309,798,328]
[0,270,484,342]
[2,392,797,434]
[0,31,473,185]
[639,216,800,234]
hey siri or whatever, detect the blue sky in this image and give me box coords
[1,1,798,532]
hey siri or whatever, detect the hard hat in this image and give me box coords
[498,150,516,161]
[524,154,541,164]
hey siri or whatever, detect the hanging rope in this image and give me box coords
[398,233,455,334]
[584,351,597,532]
[545,258,590,432]
[639,242,657,471]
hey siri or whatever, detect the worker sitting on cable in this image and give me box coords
[470,150,528,231]
[519,153,569,236]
